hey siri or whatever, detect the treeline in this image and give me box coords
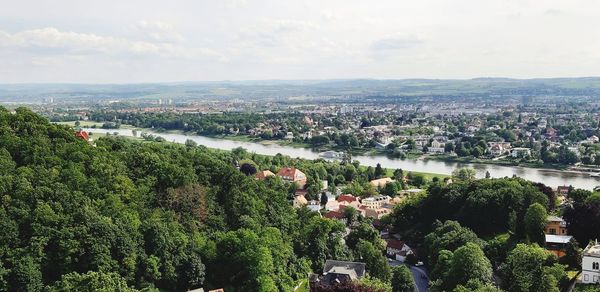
[385,177,581,291]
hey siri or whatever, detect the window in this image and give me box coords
[593,262,600,270]
[549,228,556,234]
[585,274,589,281]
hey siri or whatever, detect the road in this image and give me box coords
[409,266,429,292]
[388,259,429,292]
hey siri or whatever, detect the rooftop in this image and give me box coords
[545,234,572,244]
[323,260,366,280]
[584,240,600,257]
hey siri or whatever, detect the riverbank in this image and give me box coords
[79,126,600,189]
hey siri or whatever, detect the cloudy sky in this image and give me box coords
[1,0,600,83]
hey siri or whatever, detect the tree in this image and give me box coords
[452,168,476,181]
[375,163,385,178]
[50,271,136,292]
[239,161,258,176]
[500,244,563,292]
[446,242,493,290]
[320,192,328,206]
[355,240,391,282]
[524,203,547,245]
[391,265,414,292]
[393,169,404,180]
[424,221,483,264]
[564,201,600,245]
[185,139,197,148]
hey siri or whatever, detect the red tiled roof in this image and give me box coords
[386,239,404,250]
[75,130,89,141]
[324,211,345,219]
[276,167,305,181]
[337,194,358,203]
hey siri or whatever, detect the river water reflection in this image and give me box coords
[86,128,600,190]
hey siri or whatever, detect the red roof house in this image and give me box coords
[75,130,89,141]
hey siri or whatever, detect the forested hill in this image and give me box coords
[0,107,320,291]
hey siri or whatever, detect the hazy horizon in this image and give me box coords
[2,0,600,83]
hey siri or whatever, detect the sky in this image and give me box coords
[1,0,600,83]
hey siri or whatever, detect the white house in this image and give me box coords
[361,195,391,209]
[511,147,531,158]
[582,240,600,284]
[428,140,445,153]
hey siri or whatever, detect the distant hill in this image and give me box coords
[2,77,600,102]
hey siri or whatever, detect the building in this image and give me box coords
[557,185,570,196]
[255,170,275,180]
[428,140,445,153]
[385,239,414,262]
[75,130,89,141]
[364,207,391,219]
[276,167,307,188]
[293,194,308,208]
[582,240,600,284]
[361,195,391,209]
[545,215,568,235]
[545,234,573,258]
[324,210,347,224]
[489,144,508,156]
[369,177,394,188]
[511,147,531,158]
[309,260,366,290]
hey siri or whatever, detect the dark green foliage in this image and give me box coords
[390,178,549,239]
[0,107,328,291]
[391,265,414,292]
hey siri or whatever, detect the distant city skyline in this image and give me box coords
[1,0,600,83]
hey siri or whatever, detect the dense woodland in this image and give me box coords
[2,107,600,291]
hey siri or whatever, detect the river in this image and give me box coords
[85,128,600,190]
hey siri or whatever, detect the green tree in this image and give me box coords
[50,271,136,292]
[355,240,391,282]
[524,203,547,245]
[452,168,476,181]
[446,242,493,289]
[391,265,414,292]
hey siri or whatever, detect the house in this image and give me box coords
[511,147,531,158]
[276,167,307,188]
[428,140,445,153]
[545,215,568,235]
[490,143,508,156]
[557,185,570,196]
[293,194,308,208]
[385,239,414,262]
[75,130,89,141]
[369,177,394,188]
[361,195,391,209]
[337,195,361,209]
[364,207,391,219]
[285,132,294,140]
[324,210,347,224]
[582,240,600,284]
[309,260,366,290]
[545,234,573,258]
[255,170,275,180]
